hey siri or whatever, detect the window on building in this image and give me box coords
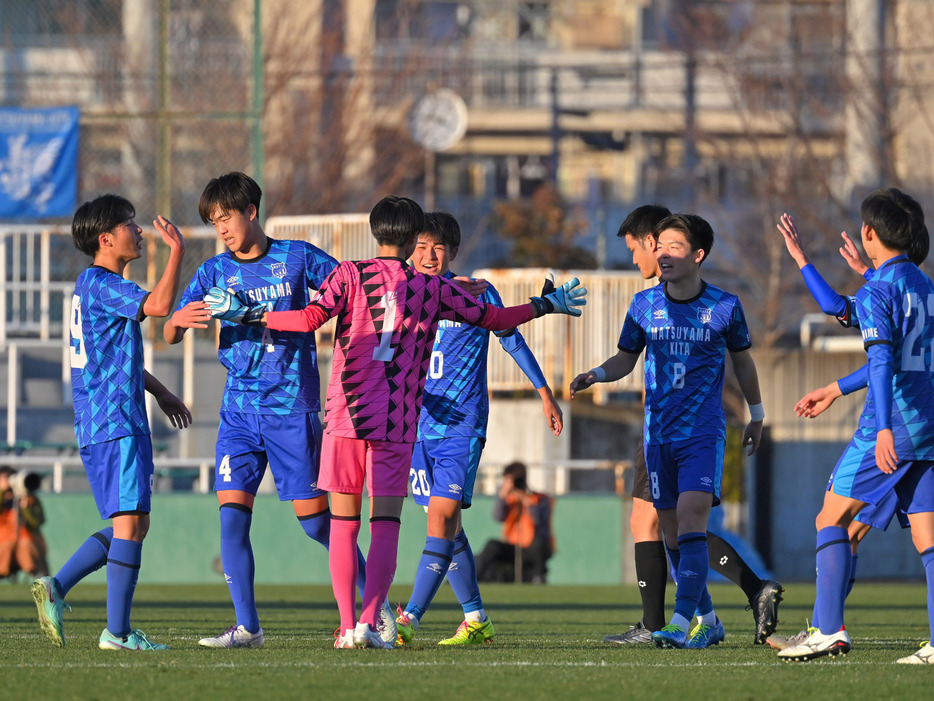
[375,0,471,41]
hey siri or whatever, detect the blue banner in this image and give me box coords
[0,106,79,220]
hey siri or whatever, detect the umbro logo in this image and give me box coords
[448,563,460,572]
[426,563,445,574]
[700,477,712,485]
[226,274,241,286]
[682,569,699,578]
[653,310,667,320]
[224,573,233,584]
[448,484,463,494]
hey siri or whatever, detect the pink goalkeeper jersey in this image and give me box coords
[265,257,535,443]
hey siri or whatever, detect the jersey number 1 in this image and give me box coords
[373,291,398,362]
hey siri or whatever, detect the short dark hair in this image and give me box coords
[503,461,528,491]
[71,194,136,257]
[860,187,926,254]
[424,211,461,249]
[198,172,262,224]
[369,196,425,247]
[655,213,714,264]
[617,204,671,242]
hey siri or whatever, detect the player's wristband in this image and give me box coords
[590,367,606,383]
[748,402,765,422]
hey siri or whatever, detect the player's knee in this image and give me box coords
[298,509,331,545]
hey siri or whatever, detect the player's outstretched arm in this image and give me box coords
[529,275,587,317]
[144,371,192,429]
[569,350,638,399]
[729,349,763,455]
[203,287,267,326]
[143,216,186,318]
[164,300,213,344]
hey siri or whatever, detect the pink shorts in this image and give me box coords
[319,434,413,497]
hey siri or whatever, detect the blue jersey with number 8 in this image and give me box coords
[618,281,751,446]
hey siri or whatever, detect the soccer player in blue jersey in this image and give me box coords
[766,211,926,650]
[776,189,934,664]
[571,213,765,649]
[163,172,393,648]
[31,194,191,650]
[605,205,782,647]
[393,211,563,646]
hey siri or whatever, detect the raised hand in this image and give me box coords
[839,231,870,276]
[153,215,185,252]
[531,275,587,317]
[777,213,809,268]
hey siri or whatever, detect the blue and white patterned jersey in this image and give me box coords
[69,266,150,447]
[853,256,934,459]
[417,275,541,440]
[618,281,751,445]
[177,238,338,415]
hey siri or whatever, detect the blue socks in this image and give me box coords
[298,509,367,597]
[106,537,142,638]
[672,533,710,622]
[219,504,259,633]
[55,527,113,596]
[447,530,483,615]
[405,536,455,620]
[921,546,934,645]
[815,526,851,635]
[813,549,858,629]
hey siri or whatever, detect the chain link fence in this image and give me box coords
[1,0,260,226]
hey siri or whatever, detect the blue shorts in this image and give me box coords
[829,435,932,510]
[645,435,724,511]
[80,434,154,519]
[891,460,934,515]
[854,488,910,530]
[215,411,325,501]
[410,437,484,508]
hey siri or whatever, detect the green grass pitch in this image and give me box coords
[2,581,931,700]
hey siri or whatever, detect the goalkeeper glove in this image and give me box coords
[203,287,266,326]
[529,275,587,317]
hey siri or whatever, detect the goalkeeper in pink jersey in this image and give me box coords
[203,195,586,648]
